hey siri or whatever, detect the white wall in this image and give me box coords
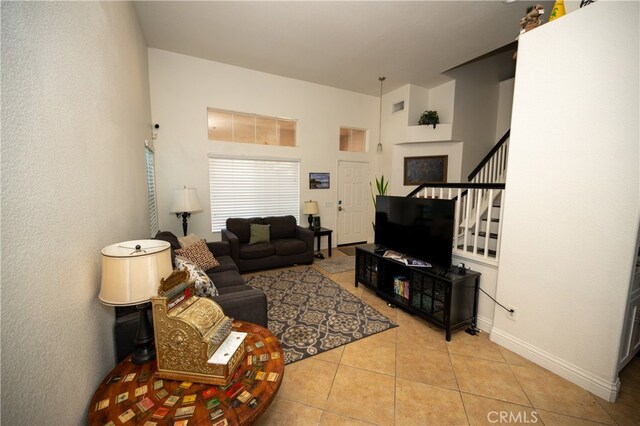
[446,50,515,179]
[407,84,428,126]
[426,80,456,126]
[377,85,409,185]
[147,49,379,245]
[491,1,639,401]
[1,2,152,423]
[495,78,514,142]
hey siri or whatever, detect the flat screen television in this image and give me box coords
[375,195,455,269]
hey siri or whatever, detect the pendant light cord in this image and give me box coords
[378,76,385,152]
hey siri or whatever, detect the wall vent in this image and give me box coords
[392,101,405,113]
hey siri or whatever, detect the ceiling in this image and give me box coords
[134,1,554,96]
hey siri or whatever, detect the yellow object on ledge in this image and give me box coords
[549,0,566,22]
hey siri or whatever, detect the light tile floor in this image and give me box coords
[253,249,640,426]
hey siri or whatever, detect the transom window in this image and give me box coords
[339,127,366,152]
[207,108,296,147]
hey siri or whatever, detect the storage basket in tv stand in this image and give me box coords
[355,244,480,341]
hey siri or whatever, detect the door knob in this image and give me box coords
[338,206,343,211]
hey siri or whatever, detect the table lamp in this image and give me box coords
[99,240,173,364]
[302,200,319,229]
[170,186,202,236]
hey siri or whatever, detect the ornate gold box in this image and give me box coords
[151,283,245,385]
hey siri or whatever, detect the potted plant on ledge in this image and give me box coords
[419,110,439,129]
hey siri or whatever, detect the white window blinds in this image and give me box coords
[209,157,300,231]
[145,146,159,237]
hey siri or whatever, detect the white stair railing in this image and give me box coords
[467,130,510,185]
[407,130,510,263]
[409,184,505,261]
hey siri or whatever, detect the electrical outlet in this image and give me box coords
[506,305,518,321]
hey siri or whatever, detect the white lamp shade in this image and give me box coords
[170,187,202,213]
[99,240,173,306]
[303,200,319,215]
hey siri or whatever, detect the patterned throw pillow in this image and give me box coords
[175,256,219,298]
[175,239,220,271]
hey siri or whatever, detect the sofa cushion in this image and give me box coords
[239,242,275,260]
[216,284,257,295]
[175,240,220,271]
[175,257,219,297]
[207,269,245,289]
[213,255,239,273]
[226,217,263,243]
[249,223,270,244]
[263,215,297,239]
[271,238,308,256]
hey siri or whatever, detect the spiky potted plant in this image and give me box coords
[370,175,389,231]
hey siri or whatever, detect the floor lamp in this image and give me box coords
[99,240,173,364]
[170,186,202,236]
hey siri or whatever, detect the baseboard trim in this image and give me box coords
[475,315,493,333]
[491,328,620,402]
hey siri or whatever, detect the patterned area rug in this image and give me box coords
[245,267,397,364]
[314,256,355,274]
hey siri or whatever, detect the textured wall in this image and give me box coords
[1,2,151,423]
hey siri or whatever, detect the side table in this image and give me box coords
[312,227,333,257]
[88,321,284,425]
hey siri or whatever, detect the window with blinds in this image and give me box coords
[145,146,159,237]
[209,157,300,231]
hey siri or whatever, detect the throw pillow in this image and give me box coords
[154,231,181,250]
[175,256,219,298]
[178,233,201,248]
[175,239,220,271]
[249,223,271,245]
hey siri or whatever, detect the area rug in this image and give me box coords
[314,256,355,274]
[245,267,397,364]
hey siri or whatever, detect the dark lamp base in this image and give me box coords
[132,302,155,364]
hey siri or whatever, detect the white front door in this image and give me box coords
[337,161,369,245]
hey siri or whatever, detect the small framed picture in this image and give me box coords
[309,173,330,189]
[312,217,321,229]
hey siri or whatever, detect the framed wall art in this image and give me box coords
[309,173,330,189]
[403,155,448,185]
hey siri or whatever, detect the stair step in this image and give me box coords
[472,231,498,239]
[457,245,497,257]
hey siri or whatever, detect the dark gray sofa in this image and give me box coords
[154,231,267,327]
[221,215,314,273]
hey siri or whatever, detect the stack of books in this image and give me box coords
[393,276,410,299]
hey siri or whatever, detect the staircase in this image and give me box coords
[407,130,510,261]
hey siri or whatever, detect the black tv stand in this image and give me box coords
[355,244,480,341]
[373,245,387,254]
